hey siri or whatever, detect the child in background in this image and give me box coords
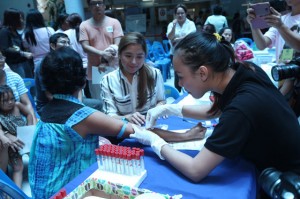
[218,27,234,46]
[0,85,33,188]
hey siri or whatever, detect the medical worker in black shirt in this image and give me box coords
[130,32,300,183]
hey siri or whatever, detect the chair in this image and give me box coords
[164,84,180,102]
[23,78,39,119]
[151,42,172,82]
[162,40,171,57]
[0,169,31,199]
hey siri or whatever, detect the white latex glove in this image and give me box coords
[130,125,168,160]
[145,104,183,128]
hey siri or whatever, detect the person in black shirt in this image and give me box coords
[131,32,300,194]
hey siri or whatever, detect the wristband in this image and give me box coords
[117,120,128,139]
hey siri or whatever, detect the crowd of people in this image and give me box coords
[0,0,300,198]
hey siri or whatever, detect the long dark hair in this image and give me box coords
[174,32,237,115]
[3,8,22,29]
[24,9,46,46]
[118,32,155,109]
[66,13,82,42]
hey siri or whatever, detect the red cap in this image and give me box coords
[60,188,67,197]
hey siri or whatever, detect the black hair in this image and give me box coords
[40,47,86,95]
[24,9,46,46]
[218,27,233,42]
[49,33,69,51]
[3,8,22,29]
[174,4,187,14]
[54,13,69,31]
[118,32,155,109]
[66,13,82,42]
[213,5,223,15]
[202,24,216,34]
[174,32,237,115]
[0,85,15,107]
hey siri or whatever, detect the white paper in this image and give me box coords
[92,66,105,85]
[17,125,36,155]
[92,66,116,84]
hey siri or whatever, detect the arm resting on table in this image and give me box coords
[151,122,207,142]
[161,146,225,182]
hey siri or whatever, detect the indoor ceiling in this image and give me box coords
[107,0,216,7]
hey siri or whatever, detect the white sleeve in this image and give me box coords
[154,69,166,102]
[100,75,119,116]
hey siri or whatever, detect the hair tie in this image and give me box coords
[213,33,222,42]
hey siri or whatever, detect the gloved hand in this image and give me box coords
[130,125,168,160]
[145,104,183,128]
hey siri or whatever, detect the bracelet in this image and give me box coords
[117,120,128,139]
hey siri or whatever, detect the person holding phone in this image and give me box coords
[247,0,300,116]
[246,0,300,63]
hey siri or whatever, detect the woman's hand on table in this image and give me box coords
[146,104,183,128]
[126,112,145,126]
[150,122,207,142]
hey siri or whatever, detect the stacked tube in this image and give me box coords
[95,144,145,176]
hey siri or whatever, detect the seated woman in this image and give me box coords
[100,32,166,126]
[28,47,204,198]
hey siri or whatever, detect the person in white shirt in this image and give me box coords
[167,4,196,92]
[54,13,69,33]
[100,32,165,126]
[22,9,55,69]
[247,0,300,115]
[64,13,87,69]
[204,5,228,33]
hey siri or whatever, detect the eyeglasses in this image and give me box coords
[90,1,105,6]
[57,40,71,45]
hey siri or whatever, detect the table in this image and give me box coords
[59,94,257,199]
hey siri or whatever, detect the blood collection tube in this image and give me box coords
[135,151,141,175]
[95,149,101,170]
[123,152,129,175]
[140,149,145,171]
[127,153,133,176]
